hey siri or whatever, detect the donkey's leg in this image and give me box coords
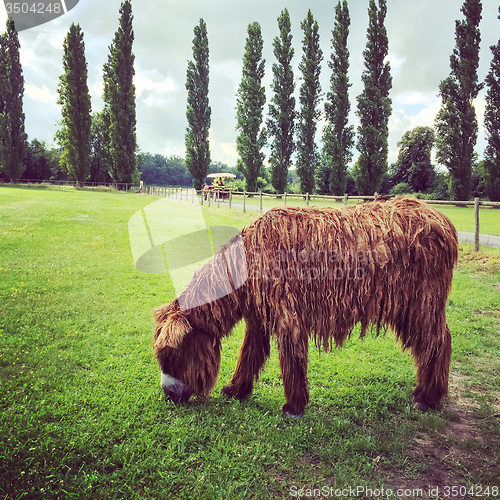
[412,324,452,411]
[278,328,309,417]
[222,315,270,400]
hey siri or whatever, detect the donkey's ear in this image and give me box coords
[153,303,191,353]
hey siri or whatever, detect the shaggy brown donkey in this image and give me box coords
[153,198,458,417]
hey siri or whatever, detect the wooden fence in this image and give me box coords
[1,179,139,191]
[5,181,496,252]
[144,186,500,252]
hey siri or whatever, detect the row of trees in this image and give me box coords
[185,0,500,201]
[0,1,138,186]
[137,153,243,187]
[57,0,137,186]
[2,1,499,200]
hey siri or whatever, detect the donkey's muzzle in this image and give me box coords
[162,379,192,404]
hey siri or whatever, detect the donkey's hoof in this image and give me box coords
[221,383,252,400]
[282,403,304,418]
[412,389,440,412]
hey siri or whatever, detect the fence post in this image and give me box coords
[474,197,480,252]
[217,190,220,208]
[343,193,348,206]
[229,191,232,209]
[284,192,287,206]
[243,191,246,213]
[259,192,263,213]
[306,193,309,207]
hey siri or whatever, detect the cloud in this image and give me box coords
[25,84,54,103]
[386,53,404,78]
[409,99,441,129]
[134,66,180,109]
[19,47,38,67]
[394,91,436,107]
[0,3,6,34]
[135,68,179,97]
[473,93,488,154]
[219,142,238,163]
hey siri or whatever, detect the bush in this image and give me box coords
[225,179,246,192]
[390,182,413,196]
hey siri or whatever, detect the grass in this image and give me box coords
[1,186,499,499]
[219,193,500,237]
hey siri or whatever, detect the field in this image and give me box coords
[214,192,500,236]
[1,186,499,500]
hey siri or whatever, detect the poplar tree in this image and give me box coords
[355,0,392,195]
[0,32,11,178]
[236,22,266,193]
[267,8,295,194]
[482,7,500,202]
[322,0,354,195]
[0,20,27,182]
[435,0,482,201]
[57,23,92,187]
[103,0,138,185]
[185,19,211,191]
[296,10,323,195]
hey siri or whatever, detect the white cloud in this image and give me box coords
[25,84,54,103]
[161,140,185,158]
[394,91,436,107]
[473,95,486,129]
[212,60,241,84]
[409,99,441,129]
[20,47,38,67]
[142,95,175,108]
[47,31,65,51]
[219,142,238,162]
[91,81,104,99]
[474,93,488,153]
[0,3,6,34]
[134,67,179,109]
[134,67,178,96]
[386,53,404,77]
[389,108,410,133]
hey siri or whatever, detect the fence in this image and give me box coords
[2,180,496,252]
[1,179,140,191]
[144,185,500,252]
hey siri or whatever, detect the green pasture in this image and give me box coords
[1,186,499,499]
[222,193,500,236]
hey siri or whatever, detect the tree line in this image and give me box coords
[185,0,500,201]
[1,0,499,200]
[0,1,137,187]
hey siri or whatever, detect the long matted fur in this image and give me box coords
[153,197,458,416]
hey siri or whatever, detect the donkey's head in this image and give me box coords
[153,300,222,403]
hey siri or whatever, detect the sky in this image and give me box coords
[1,0,499,169]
